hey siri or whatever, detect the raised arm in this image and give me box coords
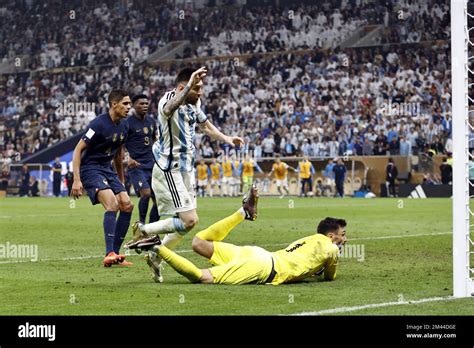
[162,67,207,118]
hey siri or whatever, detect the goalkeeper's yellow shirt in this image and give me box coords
[222,161,233,177]
[271,234,339,284]
[272,162,288,180]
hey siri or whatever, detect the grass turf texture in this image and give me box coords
[0,196,472,315]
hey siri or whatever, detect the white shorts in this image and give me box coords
[211,178,221,186]
[275,178,288,188]
[197,179,208,187]
[232,176,240,185]
[222,176,231,185]
[152,165,196,216]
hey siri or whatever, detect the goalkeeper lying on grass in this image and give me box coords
[126,185,347,285]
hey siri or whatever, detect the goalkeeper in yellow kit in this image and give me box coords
[127,185,346,285]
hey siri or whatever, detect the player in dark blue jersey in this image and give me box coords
[125,94,160,225]
[71,89,135,267]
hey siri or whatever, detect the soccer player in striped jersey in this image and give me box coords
[126,67,244,282]
[209,158,222,197]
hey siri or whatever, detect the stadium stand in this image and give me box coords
[0,0,452,173]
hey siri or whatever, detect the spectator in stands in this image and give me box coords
[333,158,347,198]
[374,131,389,155]
[261,134,275,157]
[386,158,398,197]
[362,137,374,156]
[389,136,400,155]
[399,136,412,156]
[201,142,214,159]
[440,157,452,185]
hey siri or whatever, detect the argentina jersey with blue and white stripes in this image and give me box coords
[153,89,208,172]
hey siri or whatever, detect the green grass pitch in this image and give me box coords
[0,196,473,315]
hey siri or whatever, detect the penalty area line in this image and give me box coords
[292,296,457,316]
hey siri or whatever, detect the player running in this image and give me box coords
[127,185,346,285]
[125,94,160,224]
[267,154,296,198]
[71,89,134,267]
[126,67,244,282]
[209,158,222,197]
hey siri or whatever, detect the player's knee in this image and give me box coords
[104,200,120,212]
[183,216,199,231]
[140,190,151,200]
[192,236,205,253]
[120,200,134,213]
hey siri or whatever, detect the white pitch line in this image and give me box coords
[349,231,452,241]
[292,296,457,316]
[0,231,452,265]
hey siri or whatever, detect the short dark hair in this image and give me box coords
[132,94,149,104]
[176,68,195,85]
[108,89,129,106]
[317,217,347,235]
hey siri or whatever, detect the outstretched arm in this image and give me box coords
[199,119,244,147]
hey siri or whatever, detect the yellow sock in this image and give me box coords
[157,246,203,283]
[195,209,244,242]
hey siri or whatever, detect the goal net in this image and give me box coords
[451,0,473,297]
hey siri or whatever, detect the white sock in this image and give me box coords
[143,218,186,234]
[162,232,184,250]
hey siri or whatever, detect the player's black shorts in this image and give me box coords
[80,165,126,205]
[128,167,154,197]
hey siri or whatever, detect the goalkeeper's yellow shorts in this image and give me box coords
[208,241,273,285]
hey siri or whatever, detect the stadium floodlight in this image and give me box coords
[451,0,474,297]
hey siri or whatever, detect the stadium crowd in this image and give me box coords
[0,0,453,165]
